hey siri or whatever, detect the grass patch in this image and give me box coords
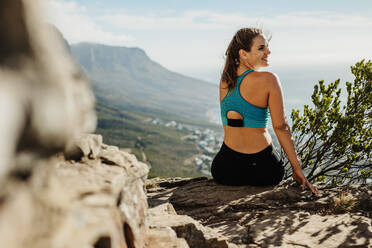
[324,191,358,215]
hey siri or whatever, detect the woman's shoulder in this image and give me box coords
[250,71,280,87]
[252,71,279,80]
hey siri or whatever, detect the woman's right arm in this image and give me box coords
[264,72,318,195]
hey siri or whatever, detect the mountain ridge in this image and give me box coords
[71,42,219,122]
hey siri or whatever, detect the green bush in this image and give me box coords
[286,60,371,184]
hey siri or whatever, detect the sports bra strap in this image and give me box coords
[238,69,254,79]
[227,69,254,95]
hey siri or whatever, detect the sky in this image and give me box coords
[45,0,372,114]
[46,0,372,81]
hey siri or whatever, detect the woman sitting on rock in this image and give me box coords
[211,27,318,195]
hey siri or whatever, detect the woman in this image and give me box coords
[211,28,318,195]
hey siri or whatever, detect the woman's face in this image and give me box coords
[239,35,271,69]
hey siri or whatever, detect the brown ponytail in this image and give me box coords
[221,28,262,92]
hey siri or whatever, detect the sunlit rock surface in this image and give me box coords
[146,177,371,248]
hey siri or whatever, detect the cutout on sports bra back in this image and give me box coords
[227,110,243,120]
[226,110,244,127]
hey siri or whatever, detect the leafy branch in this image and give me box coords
[283,60,371,185]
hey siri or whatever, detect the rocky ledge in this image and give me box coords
[146,177,371,248]
[0,135,149,248]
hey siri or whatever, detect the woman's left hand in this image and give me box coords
[292,168,318,195]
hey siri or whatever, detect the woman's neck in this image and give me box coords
[237,65,256,76]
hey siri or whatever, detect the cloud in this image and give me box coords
[97,10,231,30]
[264,11,372,28]
[45,0,133,45]
[43,1,372,82]
[98,9,372,30]
[96,8,372,67]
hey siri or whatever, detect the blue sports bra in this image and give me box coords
[220,69,269,127]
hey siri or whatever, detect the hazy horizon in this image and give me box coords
[46,0,370,121]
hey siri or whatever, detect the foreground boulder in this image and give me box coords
[0,134,149,248]
[0,0,96,182]
[146,177,372,248]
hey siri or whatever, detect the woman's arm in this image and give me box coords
[264,72,318,195]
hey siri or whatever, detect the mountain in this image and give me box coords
[70,43,219,122]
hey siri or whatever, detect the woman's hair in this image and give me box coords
[221,28,263,90]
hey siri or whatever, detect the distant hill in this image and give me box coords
[70,43,219,122]
[95,100,217,178]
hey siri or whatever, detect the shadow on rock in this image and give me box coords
[147,177,372,248]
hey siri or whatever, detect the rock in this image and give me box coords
[0,1,193,247]
[0,134,150,248]
[146,178,372,248]
[147,203,190,247]
[64,134,103,160]
[150,177,209,188]
[0,0,96,182]
[147,203,238,248]
[147,226,190,248]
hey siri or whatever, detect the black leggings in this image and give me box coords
[211,142,284,186]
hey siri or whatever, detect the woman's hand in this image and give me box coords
[292,168,318,195]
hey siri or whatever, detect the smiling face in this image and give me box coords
[239,35,271,70]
